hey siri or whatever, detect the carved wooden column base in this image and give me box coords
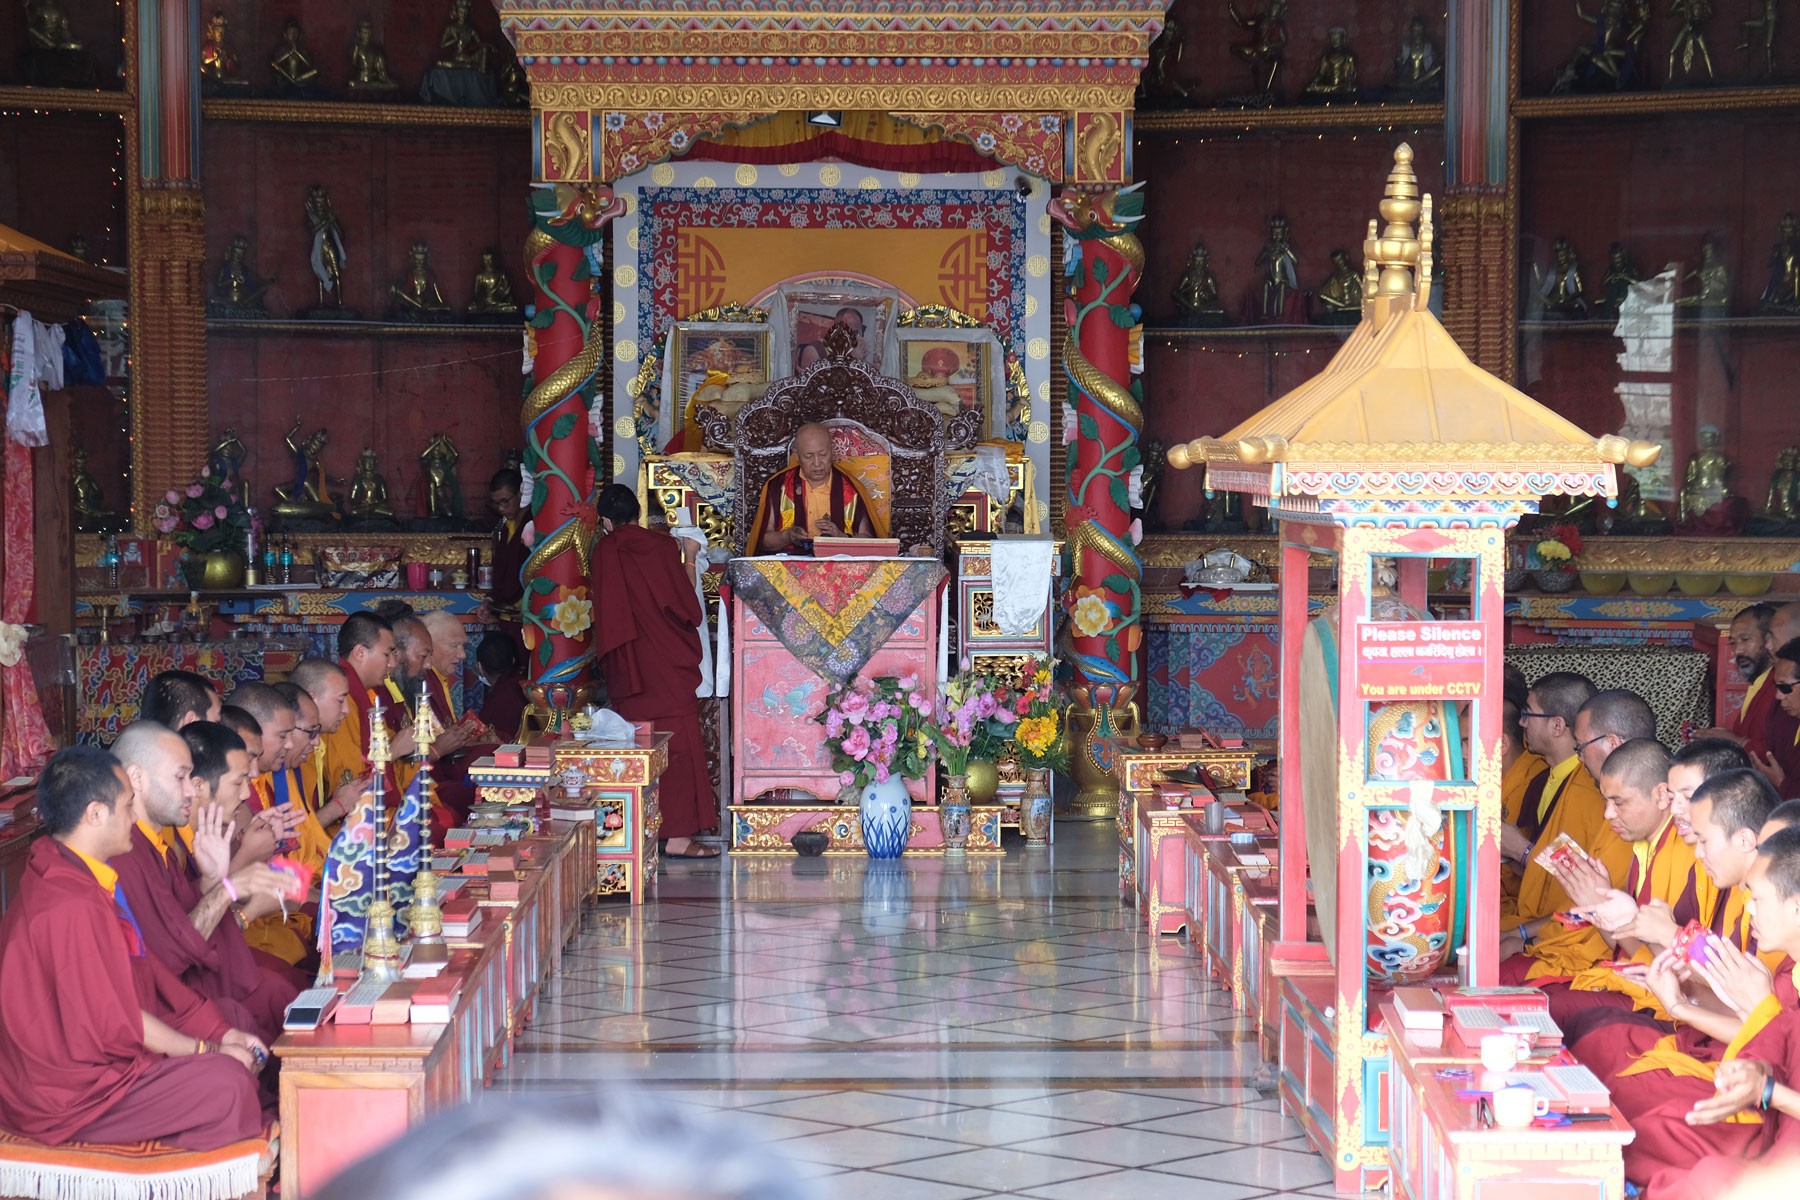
[131,185,208,516]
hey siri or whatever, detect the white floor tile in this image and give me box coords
[880,1148,1114,1191]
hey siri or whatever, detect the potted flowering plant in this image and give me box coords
[1529,524,1583,594]
[817,674,935,858]
[154,469,257,589]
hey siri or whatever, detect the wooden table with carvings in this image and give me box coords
[1104,739,1259,895]
[274,819,594,1197]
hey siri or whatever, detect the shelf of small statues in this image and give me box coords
[1143,323,1358,341]
[199,97,529,130]
[1515,84,1800,122]
[1134,102,1444,134]
[0,85,131,115]
[1517,313,1800,334]
[204,318,521,337]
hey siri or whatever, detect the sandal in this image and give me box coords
[661,837,721,859]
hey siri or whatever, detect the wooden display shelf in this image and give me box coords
[206,318,521,337]
[1515,85,1800,121]
[0,85,131,114]
[1135,102,1444,133]
[1518,314,1800,334]
[1143,324,1356,341]
[200,97,529,129]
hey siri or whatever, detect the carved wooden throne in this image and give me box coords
[696,323,981,556]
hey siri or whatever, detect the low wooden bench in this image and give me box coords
[0,1125,275,1200]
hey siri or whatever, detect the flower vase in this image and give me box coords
[859,775,913,859]
[1066,682,1137,821]
[941,774,972,856]
[1533,569,1578,593]
[1021,767,1053,845]
[964,759,999,804]
[180,550,246,591]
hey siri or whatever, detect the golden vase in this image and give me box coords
[964,759,999,804]
[1065,682,1138,821]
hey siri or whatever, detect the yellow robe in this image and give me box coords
[1566,819,1715,1015]
[1500,750,1549,903]
[1501,758,1632,980]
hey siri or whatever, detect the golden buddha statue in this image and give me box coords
[1227,0,1288,99]
[200,10,248,94]
[208,235,271,318]
[1539,236,1588,317]
[467,249,520,319]
[1760,211,1800,313]
[1172,241,1226,326]
[1677,239,1730,311]
[349,448,396,523]
[22,0,96,87]
[1762,446,1800,522]
[348,19,398,92]
[389,241,454,321]
[302,184,352,317]
[1302,27,1359,101]
[1136,9,1194,108]
[1668,0,1716,81]
[435,0,492,71]
[419,434,461,521]
[422,0,500,105]
[1594,241,1642,316]
[27,0,80,50]
[1314,248,1363,324]
[269,17,319,95]
[273,420,336,523]
[1255,216,1301,323]
[1391,16,1443,93]
[71,449,117,533]
[1678,424,1739,530]
[498,59,530,107]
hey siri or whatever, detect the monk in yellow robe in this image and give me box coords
[1500,687,1549,903]
[750,423,879,554]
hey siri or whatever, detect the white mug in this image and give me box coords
[1491,1083,1550,1129]
[1479,1032,1528,1073]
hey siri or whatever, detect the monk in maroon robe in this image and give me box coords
[478,467,530,664]
[0,747,264,1150]
[592,484,718,858]
[1760,640,1800,797]
[475,631,528,743]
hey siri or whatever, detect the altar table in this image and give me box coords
[274,819,594,1197]
[1106,738,1260,892]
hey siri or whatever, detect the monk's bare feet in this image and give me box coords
[662,837,720,859]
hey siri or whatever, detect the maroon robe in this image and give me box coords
[593,521,710,839]
[112,825,297,1045]
[479,676,527,743]
[0,838,259,1149]
[1767,704,1800,799]
[1737,669,1781,757]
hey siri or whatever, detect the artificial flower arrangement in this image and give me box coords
[967,655,1068,773]
[934,665,1017,776]
[1530,524,1583,573]
[816,673,936,793]
[153,468,256,555]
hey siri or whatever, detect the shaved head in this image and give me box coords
[421,611,468,677]
[111,720,197,829]
[1773,603,1800,649]
[794,423,835,485]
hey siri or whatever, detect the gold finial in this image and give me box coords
[1363,143,1425,323]
[368,696,392,766]
[413,681,442,755]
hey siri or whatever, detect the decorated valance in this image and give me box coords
[724,556,946,685]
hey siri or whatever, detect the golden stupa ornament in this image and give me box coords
[359,697,404,984]
[406,681,449,963]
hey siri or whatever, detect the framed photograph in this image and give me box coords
[781,290,895,374]
[895,324,1007,438]
[665,323,772,452]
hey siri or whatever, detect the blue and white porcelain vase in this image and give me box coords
[859,774,913,859]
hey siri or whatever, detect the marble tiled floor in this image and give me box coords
[497,821,1339,1200]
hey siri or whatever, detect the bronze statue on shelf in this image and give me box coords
[209,428,247,485]
[200,10,249,95]
[1172,241,1227,327]
[1538,236,1588,318]
[21,0,97,87]
[1760,211,1800,313]
[208,235,272,319]
[1678,424,1748,534]
[1677,239,1731,311]
[1739,0,1779,75]
[269,17,319,97]
[421,0,500,106]
[1669,0,1717,81]
[498,59,530,107]
[1136,9,1195,108]
[419,434,462,522]
[348,19,398,92]
[67,234,88,262]
[1594,242,1642,316]
[274,420,336,526]
[348,448,397,527]
[1254,215,1301,323]
[1390,16,1443,96]
[1754,445,1800,531]
[1314,248,1363,324]
[301,185,353,319]
[388,241,454,322]
[1225,0,1287,106]
[1301,27,1359,102]
[1552,0,1648,92]
[467,249,521,321]
[71,449,118,534]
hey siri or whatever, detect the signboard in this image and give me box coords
[1355,621,1487,700]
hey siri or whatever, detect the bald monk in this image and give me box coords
[108,723,298,1046]
[0,746,264,1149]
[750,422,878,555]
[290,657,367,837]
[141,669,221,730]
[1619,826,1800,1199]
[592,484,718,859]
[418,610,487,828]
[1499,672,1633,983]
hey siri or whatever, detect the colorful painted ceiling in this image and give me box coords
[496,1,1167,112]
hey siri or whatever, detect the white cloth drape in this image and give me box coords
[671,524,716,697]
[6,312,63,447]
[990,536,1056,636]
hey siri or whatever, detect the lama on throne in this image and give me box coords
[750,422,880,554]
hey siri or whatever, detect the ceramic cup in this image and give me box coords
[1479,1032,1528,1073]
[1491,1084,1549,1129]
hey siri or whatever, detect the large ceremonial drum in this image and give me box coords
[1300,601,1461,986]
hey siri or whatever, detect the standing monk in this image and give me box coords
[477,467,530,659]
[0,746,265,1149]
[592,484,719,859]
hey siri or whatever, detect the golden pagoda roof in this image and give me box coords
[0,222,126,324]
[1167,145,1657,498]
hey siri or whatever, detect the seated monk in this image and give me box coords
[1499,673,1632,984]
[418,610,488,828]
[475,632,527,743]
[1548,739,1714,1026]
[1571,768,1783,1117]
[109,723,298,1048]
[0,746,265,1150]
[1618,825,1800,1199]
[751,422,879,555]
[289,658,371,839]
[141,669,222,730]
[1499,682,1549,903]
